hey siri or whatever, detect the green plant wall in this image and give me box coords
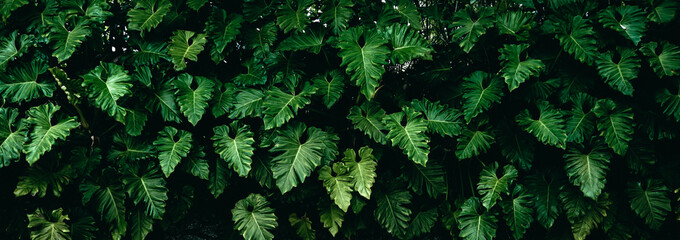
[1,0,680,239]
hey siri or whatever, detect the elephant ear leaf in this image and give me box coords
[457,197,497,240]
[168,30,207,71]
[23,103,79,165]
[27,208,70,240]
[232,193,278,240]
[477,162,518,210]
[593,99,634,156]
[626,179,671,230]
[153,126,193,177]
[270,123,328,194]
[499,44,544,91]
[173,74,214,126]
[599,5,647,45]
[516,101,567,149]
[127,0,172,32]
[374,187,412,237]
[450,6,495,53]
[212,122,255,177]
[595,48,640,96]
[81,62,132,122]
[48,14,91,62]
[122,164,168,220]
[337,27,389,100]
[383,107,430,166]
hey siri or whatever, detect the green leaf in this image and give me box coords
[496,11,532,41]
[151,80,182,123]
[456,128,494,160]
[497,122,535,171]
[626,179,671,230]
[212,122,255,177]
[108,133,154,162]
[0,108,27,167]
[501,185,534,240]
[278,30,325,54]
[347,102,388,144]
[80,181,127,239]
[289,213,315,240]
[411,98,463,137]
[374,187,411,237]
[126,0,171,32]
[205,10,243,58]
[270,122,328,193]
[0,0,29,21]
[168,30,207,71]
[23,103,79,165]
[393,0,422,29]
[462,71,505,122]
[595,48,640,96]
[657,80,680,121]
[477,162,518,209]
[648,0,678,23]
[516,101,567,149]
[640,41,680,77]
[130,208,153,240]
[14,164,73,198]
[28,208,70,240]
[555,15,598,65]
[173,74,214,126]
[211,83,237,118]
[81,62,132,121]
[186,0,208,11]
[233,59,267,87]
[320,0,353,34]
[566,94,596,143]
[123,164,168,220]
[245,22,277,59]
[593,99,634,156]
[123,108,148,136]
[229,88,265,119]
[526,174,562,229]
[318,165,353,212]
[342,147,377,199]
[153,126,192,178]
[457,197,497,240]
[319,203,344,237]
[250,155,274,189]
[129,41,169,65]
[0,31,31,72]
[312,70,345,109]
[564,139,610,199]
[232,193,278,240]
[48,15,91,62]
[383,108,430,166]
[337,27,390,99]
[560,186,611,240]
[208,156,229,198]
[385,24,432,63]
[404,160,445,198]
[450,6,495,53]
[69,209,98,240]
[599,5,647,45]
[182,146,209,180]
[499,44,544,91]
[276,0,312,33]
[405,208,437,239]
[262,83,315,130]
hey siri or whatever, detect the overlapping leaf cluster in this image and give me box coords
[1,0,680,240]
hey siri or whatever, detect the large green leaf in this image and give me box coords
[374,187,412,237]
[208,156,229,198]
[318,164,353,212]
[289,213,315,240]
[229,88,265,119]
[81,62,132,121]
[0,31,31,72]
[312,70,345,109]
[516,101,567,149]
[233,59,267,86]
[277,29,325,54]
[0,108,27,167]
[626,179,671,230]
[555,15,598,65]
[450,6,495,53]
[341,147,377,199]
[168,30,207,71]
[126,0,171,32]
[14,164,73,198]
[173,74,214,126]
[262,82,315,130]
[405,208,437,239]
[527,173,562,229]
[320,0,353,34]
[566,94,596,143]
[656,79,680,122]
[153,126,192,177]
[130,208,153,240]
[48,15,91,62]
[347,102,388,144]
[462,71,504,122]
[80,181,127,239]
[595,48,640,96]
[599,5,647,45]
[205,10,243,61]
[648,0,678,23]
[501,185,533,240]
[564,139,610,199]
[245,22,277,59]
[457,197,497,240]
[270,122,328,193]
[23,103,79,165]
[593,99,634,156]
[411,98,462,137]
[496,11,532,41]
[182,146,209,180]
[640,41,680,77]
[499,44,544,91]
[0,0,29,21]
[27,208,70,240]
[404,159,446,199]
[456,127,494,160]
[319,203,344,237]
[477,162,518,209]
[108,133,155,162]
[385,24,432,63]
[337,27,389,99]
[383,107,430,166]
[276,0,312,33]
[122,164,168,220]
[232,193,278,240]
[560,186,611,240]
[212,122,255,177]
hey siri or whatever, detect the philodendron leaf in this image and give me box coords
[153,126,192,177]
[383,107,430,166]
[337,27,389,99]
[127,0,171,32]
[24,103,79,165]
[270,122,328,194]
[168,30,207,70]
[173,74,214,126]
[341,147,377,199]
[626,179,671,230]
[477,162,518,209]
[516,101,567,149]
[212,122,255,177]
[450,6,495,53]
[232,193,278,240]
[599,5,647,45]
[318,164,353,212]
[499,44,544,91]
[457,197,497,240]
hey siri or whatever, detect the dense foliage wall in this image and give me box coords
[1,0,680,239]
